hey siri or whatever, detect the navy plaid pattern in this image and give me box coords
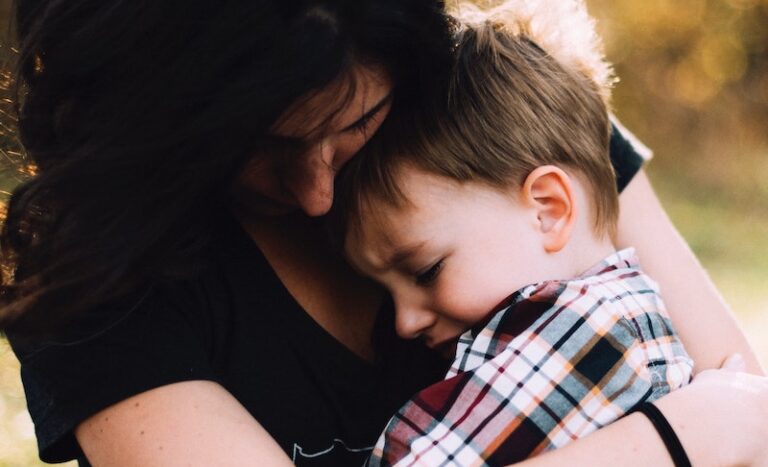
[368,249,693,466]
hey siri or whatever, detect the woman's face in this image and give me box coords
[235,65,393,217]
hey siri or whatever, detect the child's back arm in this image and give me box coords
[511,360,768,466]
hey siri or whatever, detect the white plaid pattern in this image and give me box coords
[368,249,693,466]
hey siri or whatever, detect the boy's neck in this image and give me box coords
[540,172,618,282]
[555,230,617,281]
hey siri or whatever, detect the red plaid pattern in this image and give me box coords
[368,249,693,466]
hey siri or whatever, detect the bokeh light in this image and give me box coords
[1,0,766,465]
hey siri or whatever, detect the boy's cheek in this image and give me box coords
[432,283,497,325]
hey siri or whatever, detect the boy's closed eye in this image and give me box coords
[415,259,445,286]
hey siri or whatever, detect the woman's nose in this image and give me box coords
[288,139,337,217]
[395,302,437,339]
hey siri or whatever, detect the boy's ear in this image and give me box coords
[521,165,576,253]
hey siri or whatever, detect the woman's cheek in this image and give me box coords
[333,130,370,161]
[334,111,388,166]
[235,158,276,194]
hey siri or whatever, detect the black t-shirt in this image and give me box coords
[8,124,646,466]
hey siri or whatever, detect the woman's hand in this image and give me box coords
[654,354,768,466]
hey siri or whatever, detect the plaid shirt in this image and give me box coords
[368,249,693,467]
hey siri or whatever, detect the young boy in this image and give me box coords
[332,1,694,466]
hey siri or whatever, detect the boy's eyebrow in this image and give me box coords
[385,241,427,269]
[340,93,392,132]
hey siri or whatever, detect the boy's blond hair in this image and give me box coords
[335,0,618,241]
[449,0,614,102]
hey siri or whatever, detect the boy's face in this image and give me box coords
[345,167,552,352]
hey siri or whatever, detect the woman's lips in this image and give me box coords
[236,189,299,216]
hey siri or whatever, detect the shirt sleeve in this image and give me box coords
[367,291,656,467]
[7,285,219,463]
[609,116,652,193]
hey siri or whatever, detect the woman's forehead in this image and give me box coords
[271,64,392,140]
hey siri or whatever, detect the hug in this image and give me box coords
[1,0,766,466]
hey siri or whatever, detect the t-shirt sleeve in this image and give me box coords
[609,116,653,193]
[7,286,219,463]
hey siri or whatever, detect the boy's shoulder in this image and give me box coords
[520,248,665,330]
[541,247,660,305]
[452,248,664,375]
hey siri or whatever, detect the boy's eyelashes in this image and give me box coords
[415,259,445,286]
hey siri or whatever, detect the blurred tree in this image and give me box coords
[0,1,765,465]
[0,0,24,194]
[587,0,768,208]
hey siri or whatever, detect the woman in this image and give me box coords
[1,1,766,466]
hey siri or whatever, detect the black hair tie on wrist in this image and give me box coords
[631,402,693,467]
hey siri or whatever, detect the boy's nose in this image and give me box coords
[394,302,437,339]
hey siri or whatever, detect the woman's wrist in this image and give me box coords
[651,384,727,465]
[651,364,768,467]
[630,403,691,467]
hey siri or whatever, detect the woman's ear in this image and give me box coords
[521,165,577,253]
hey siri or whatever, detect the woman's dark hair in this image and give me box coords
[0,0,453,336]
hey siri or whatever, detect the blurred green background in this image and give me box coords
[1,0,767,465]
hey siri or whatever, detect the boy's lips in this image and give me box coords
[428,336,459,358]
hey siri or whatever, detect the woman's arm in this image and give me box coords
[76,381,294,467]
[615,170,764,374]
[517,355,768,467]
[509,173,768,466]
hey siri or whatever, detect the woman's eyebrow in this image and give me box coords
[340,93,392,132]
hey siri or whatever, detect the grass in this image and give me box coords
[651,168,768,365]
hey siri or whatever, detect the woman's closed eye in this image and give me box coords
[344,112,376,135]
[341,93,391,135]
[415,259,444,286]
